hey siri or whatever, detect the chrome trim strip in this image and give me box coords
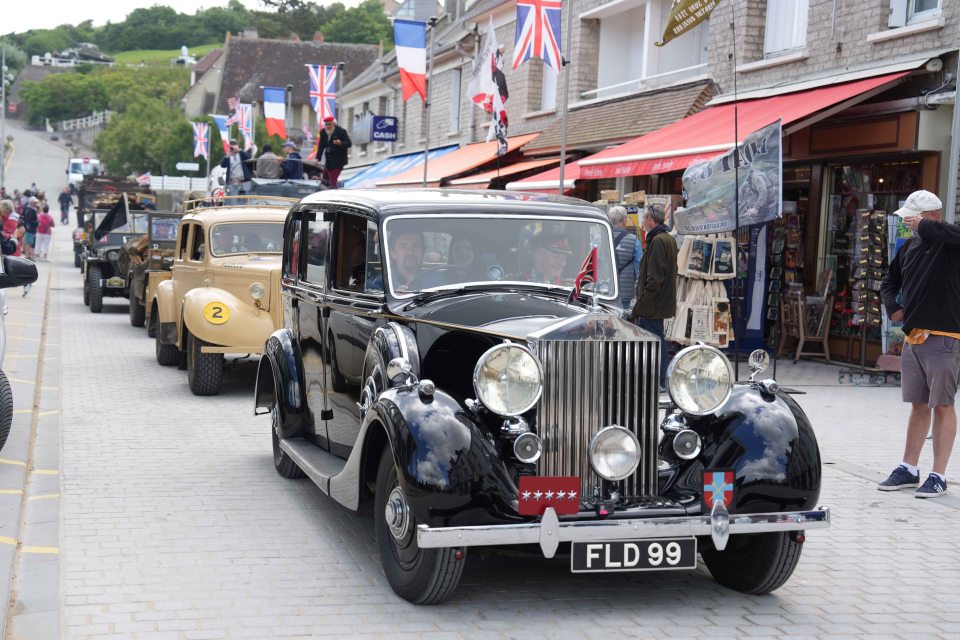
[417,507,831,555]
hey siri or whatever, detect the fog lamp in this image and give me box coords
[672,429,702,460]
[589,426,640,481]
[513,432,542,463]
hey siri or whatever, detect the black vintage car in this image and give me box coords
[254,190,829,604]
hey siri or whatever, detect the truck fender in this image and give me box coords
[154,279,178,345]
[182,287,273,348]
[664,385,822,514]
[254,329,309,438]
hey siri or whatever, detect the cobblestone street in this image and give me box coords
[1,127,958,640]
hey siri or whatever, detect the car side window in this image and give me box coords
[190,224,205,261]
[177,223,190,260]
[365,220,383,294]
[333,213,368,292]
[283,214,302,279]
[304,218,329,287]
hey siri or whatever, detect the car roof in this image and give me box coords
[297,188,609,222]
[181,207,290,225]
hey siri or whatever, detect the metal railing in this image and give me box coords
[59,110,113,132]
[581,63,709,100]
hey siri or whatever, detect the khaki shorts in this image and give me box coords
[901,335,960,407]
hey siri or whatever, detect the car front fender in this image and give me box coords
[369,386,522,528]
[255,329,309,438]
[664,385,822,514]
[182,288,275,350]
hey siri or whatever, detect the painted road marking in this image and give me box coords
[0,537,16,546]
[21,546,59,555]
[9,378,35,385]
[32,470,58,476]
[38,410,58,416]
[27,493,59,501]
[0,490,24,496]
[0,458,26,467]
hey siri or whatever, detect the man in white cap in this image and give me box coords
[879,190,960,498]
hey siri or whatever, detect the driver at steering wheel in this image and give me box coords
[389,230,424,292]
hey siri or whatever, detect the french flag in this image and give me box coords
[262,86,287,139]
[394,19,427,102]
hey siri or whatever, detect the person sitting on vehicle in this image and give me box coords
[388,230,423,292]
[210,229,235,255]
[220,141,252,192]
[281,141,303,180]
[524,232,571,285]
[447,236,483,282]
[255,144,283,179]
[242,232,264,251]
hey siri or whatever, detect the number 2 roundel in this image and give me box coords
[203,302,230,324]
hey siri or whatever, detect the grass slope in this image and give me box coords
[113,43,221,66]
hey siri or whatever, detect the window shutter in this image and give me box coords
[888,0,908,27]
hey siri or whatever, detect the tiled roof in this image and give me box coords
[216,37,379,112]
[523,80,718,153]
[194,48,223,75]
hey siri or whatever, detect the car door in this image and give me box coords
[172,222,205,345]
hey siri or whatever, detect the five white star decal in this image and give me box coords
[521,491,531,500]
[555,490,565,499]
[568,490,578,500]
[544,491,554,499]
[533,491,543,500]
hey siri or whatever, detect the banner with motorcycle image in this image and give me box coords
[675,120,782,235]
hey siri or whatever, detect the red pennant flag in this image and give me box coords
[568,246,598,302]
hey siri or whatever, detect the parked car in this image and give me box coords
[152,196,293,395]
[253,189,829,604]
[120,211,184,329]
[0,257,39,451]
[81,209,150,313]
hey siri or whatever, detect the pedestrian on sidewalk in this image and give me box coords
[0,200,24,256]
[36,204,55,261]
[58,187,72,225]
[608,205,642,311]
[878,190,960,498]
[628,203,678,391]
[21,197,39,261]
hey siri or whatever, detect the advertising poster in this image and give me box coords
[676,120,783,235]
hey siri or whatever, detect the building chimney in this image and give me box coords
[314,32,325,43]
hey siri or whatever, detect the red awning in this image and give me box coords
[447,157,562,188]
[576,72,909,179]
[505,159,582,193]
[377,134,540,187]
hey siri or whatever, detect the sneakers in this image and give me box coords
[877,464,920,491]
[915,473,948,499]
[21,284,32,297]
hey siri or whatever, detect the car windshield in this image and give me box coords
[209,222,283,256]
[150,217,179,241]
[91,211,149,233]
[382,215,617,299]
[70,161,99,175]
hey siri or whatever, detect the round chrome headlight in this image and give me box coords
[666,344,734,416]
[472,343,543,416]
[589,426,641,481]
[249,282,266,301]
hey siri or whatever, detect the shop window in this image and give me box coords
[763,0,808,57]
[888,0,941,27]
[541,61,557,111]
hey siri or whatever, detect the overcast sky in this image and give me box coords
[3,1,357,35]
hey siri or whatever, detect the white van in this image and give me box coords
[67,157,101,191]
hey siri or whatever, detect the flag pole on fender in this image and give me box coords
[423,16,438,188]
[568,245,598,307]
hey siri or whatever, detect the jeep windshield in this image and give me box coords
[91,211,149,234]
[209,222,283,256]
[381,215,617,301]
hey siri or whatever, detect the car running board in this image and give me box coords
[279,438,348,496]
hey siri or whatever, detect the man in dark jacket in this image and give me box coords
[58,187,72,225]
[878,190,960,498]
[281,141,304,180]
[219,141,252,192]
[629,203,678,389]
[314,116,351,188]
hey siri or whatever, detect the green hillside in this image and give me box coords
[113,43,220,66]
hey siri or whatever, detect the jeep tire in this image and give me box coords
[88,265,103,313]
[129,299,146,327]
[147,303,159,338]
[701,531,803,595]
[74,252,81,268]
[155,326,180,366]
[187,332,223,396]
[374,449,464,604]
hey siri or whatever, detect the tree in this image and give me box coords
[22,30,71,57]
[94,99,194,175]
[321,0,392,47]
[0,41,28,73]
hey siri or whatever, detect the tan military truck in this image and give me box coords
[152,197,293,395]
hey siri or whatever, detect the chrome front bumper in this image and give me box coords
[417,505,831,559]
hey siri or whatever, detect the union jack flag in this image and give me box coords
[568,246,598,302]
[236,104,253,151]
[225,96,240,125]
[192,122,209,159]
[307,64,337,121]
[513,0,563,71]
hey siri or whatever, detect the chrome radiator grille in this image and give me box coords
[534,338,659,500]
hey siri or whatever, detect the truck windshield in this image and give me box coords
[70,162,99,175]
[209,222,283,256]
[382,215,618,300]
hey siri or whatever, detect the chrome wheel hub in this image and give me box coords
[385,486,411,541]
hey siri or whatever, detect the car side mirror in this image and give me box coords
[0,257,39,289]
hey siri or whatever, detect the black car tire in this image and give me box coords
[129,300,146,327]
[74,252,81,268]
[0,371,12,453]
[187,332,223,396]
[82,279,90,306]
[374,449,464,604]
[328,332,348,392]
[147,303,158,338]
[88,265,103,313]
[155,326,181,366]
[701,532,803,595]
[271,405,305,479]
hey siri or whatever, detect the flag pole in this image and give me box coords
[556,0,574,195]
[423,17,437,188]
[731,7,742,381]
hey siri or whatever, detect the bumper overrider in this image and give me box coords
[417,503,831,559]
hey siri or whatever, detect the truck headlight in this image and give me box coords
[249,282,266,301]
[666,344,734,416]
[589,426,640,481]
[472,343,542,416]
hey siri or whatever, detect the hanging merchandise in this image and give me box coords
[666,232,737,348]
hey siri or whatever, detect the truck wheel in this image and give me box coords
[0,371,12,453]
[701,532,803,595]
[129,300,146,327]
[155,326,181,366]
[82,279,90,306]
[374,449,464,604]
[147,303,158,338]
[271,405,305,479]
[187,332,223,396]
[74,252,81,268]
[88,265,103,313]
